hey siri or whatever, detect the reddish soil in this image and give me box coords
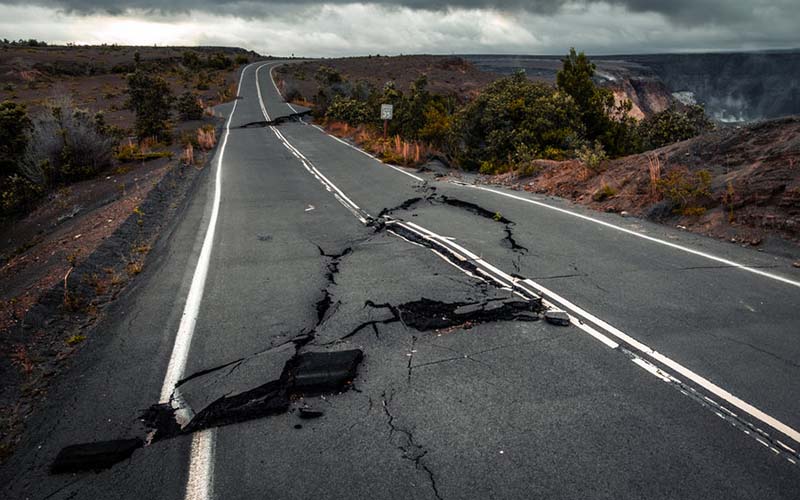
[275,55,499,102]
[0,44,247,462]
[0,159,170,332]
[482,117,800,249]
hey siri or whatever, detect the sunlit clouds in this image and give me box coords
[0,2,797,55]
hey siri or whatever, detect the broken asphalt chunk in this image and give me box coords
[144,349,364,437]
[51,438,143,474]
[544,310,571,326]
[288,350,364,394]
[398,298,541,331]
[298,407,324,419]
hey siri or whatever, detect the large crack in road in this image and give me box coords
[49,194,545,476]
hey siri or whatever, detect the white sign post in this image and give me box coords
[380,104,393,138]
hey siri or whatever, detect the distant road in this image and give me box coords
[3,61,799,500]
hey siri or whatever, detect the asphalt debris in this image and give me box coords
[150,349,364,438]
[544,310,571,326]
[298,408,325,419]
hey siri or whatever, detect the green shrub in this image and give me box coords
[234,54,250,66]
[126,69,173,141]
[0,101,31,177]
[325,95,371,124]
[657,167,712,214]
[1,174,43,215]
[182,50,202,69]
[638,105,714,149]
[177,91,203,121]
[454,71,583,171]
[115,142,172,162]
[206,53,233,70]
[577,141,608,172]
[315,65,343,86]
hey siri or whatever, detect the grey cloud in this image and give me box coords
[1,0,795,26]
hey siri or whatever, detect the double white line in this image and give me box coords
[166,60,799,500]
[255,64,800,465]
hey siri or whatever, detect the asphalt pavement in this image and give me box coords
[2,61,799,500]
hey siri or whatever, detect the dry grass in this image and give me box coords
[324,120,430,167]
[647,153,662,201]
[197,126,216,150]
[125,260,144,276]
[182,143,195,166]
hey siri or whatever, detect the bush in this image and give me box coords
[454,70,583,171]
[234,54,250,65]
[1,174,43,215]
[577,141,608,172]
[325,95,371,124]
[23,98,115,185]
[177,92,203,121]
[417,102,451,145]
[656,167,712,215]
[206,53,233,70]
[592,184,617,202]
[127,69,173,141]
[638,105,714,149]
[182,51,202,69]
[315,65,343,86]
[0,101,31,177]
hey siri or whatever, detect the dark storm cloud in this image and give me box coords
[0,0,792,26]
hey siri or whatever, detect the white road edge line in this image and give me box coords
[269,65,299,114]
[469,186,800,289]
[163,62,255,500]
[255,63,800,462]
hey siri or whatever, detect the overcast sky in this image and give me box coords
[0,1,797,56]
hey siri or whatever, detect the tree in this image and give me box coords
[0,101,31,177]
[556,48,641,156]
[638,104,714,149]
[392,74,433,139]
[557,48,614,143]
[127,70,173,141]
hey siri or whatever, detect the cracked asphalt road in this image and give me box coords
[3,61,800,499]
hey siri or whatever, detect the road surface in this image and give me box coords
[3,61,800,499]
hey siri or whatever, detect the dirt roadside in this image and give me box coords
[479,116,800,256]
[0,119,224,463]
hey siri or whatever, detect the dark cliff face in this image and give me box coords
[615,52,800,122]
[464,51,800,123]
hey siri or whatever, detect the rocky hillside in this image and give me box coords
[482,116,800,251]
